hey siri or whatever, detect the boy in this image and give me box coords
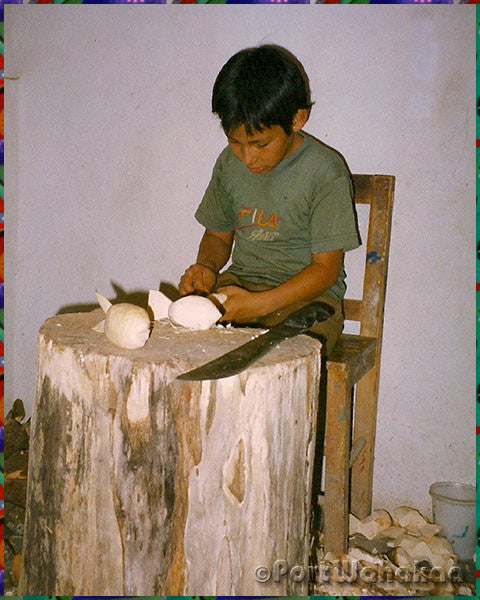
[179,45,360,355]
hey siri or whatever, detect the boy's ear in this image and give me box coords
[292,108,310,133]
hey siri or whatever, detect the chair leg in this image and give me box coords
[324,369,352,554]
[350,366,380,519]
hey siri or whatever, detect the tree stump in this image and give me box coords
[19,308,323,595]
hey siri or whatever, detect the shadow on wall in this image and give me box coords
[56,281,181,315]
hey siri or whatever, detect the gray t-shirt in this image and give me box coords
[195,132,360,301]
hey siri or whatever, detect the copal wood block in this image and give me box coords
[20,309,323,596]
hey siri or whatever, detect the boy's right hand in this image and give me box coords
[179,263,217,296]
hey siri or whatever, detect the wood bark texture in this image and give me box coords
[19,309,322,595]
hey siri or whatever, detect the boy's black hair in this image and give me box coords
[212,44,314,136]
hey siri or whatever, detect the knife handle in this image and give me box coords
[281,301,335,332]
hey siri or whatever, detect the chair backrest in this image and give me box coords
[344,175,395,341]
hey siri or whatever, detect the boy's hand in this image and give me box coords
[217,286,264,324]
[179,263,217,296]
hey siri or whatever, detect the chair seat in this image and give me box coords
[326,333,377,386]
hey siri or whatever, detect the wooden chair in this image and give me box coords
[322,174,395,553]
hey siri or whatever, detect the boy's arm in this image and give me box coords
[179,229,234,295]
[218,250,343,323]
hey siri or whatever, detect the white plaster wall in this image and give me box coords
[5,6,475,514]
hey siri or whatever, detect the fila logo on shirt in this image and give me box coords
[236,206,281,241]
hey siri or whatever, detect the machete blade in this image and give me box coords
[177,300,334,381]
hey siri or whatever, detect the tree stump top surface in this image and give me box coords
[40,309,322,375]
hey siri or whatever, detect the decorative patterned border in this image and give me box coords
[0,6,4,593]
[5,0,479,5]
[1,0,478,597]
[476,6,480,597]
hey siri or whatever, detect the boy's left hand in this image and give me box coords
[217,286,263,324]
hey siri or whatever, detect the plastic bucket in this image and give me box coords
[429,481,476,560]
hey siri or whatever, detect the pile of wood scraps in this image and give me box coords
[312,506,475,596]
[4,398,29,594]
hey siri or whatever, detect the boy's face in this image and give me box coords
[226,120,305,175]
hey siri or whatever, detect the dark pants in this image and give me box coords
[214,271,344,356]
